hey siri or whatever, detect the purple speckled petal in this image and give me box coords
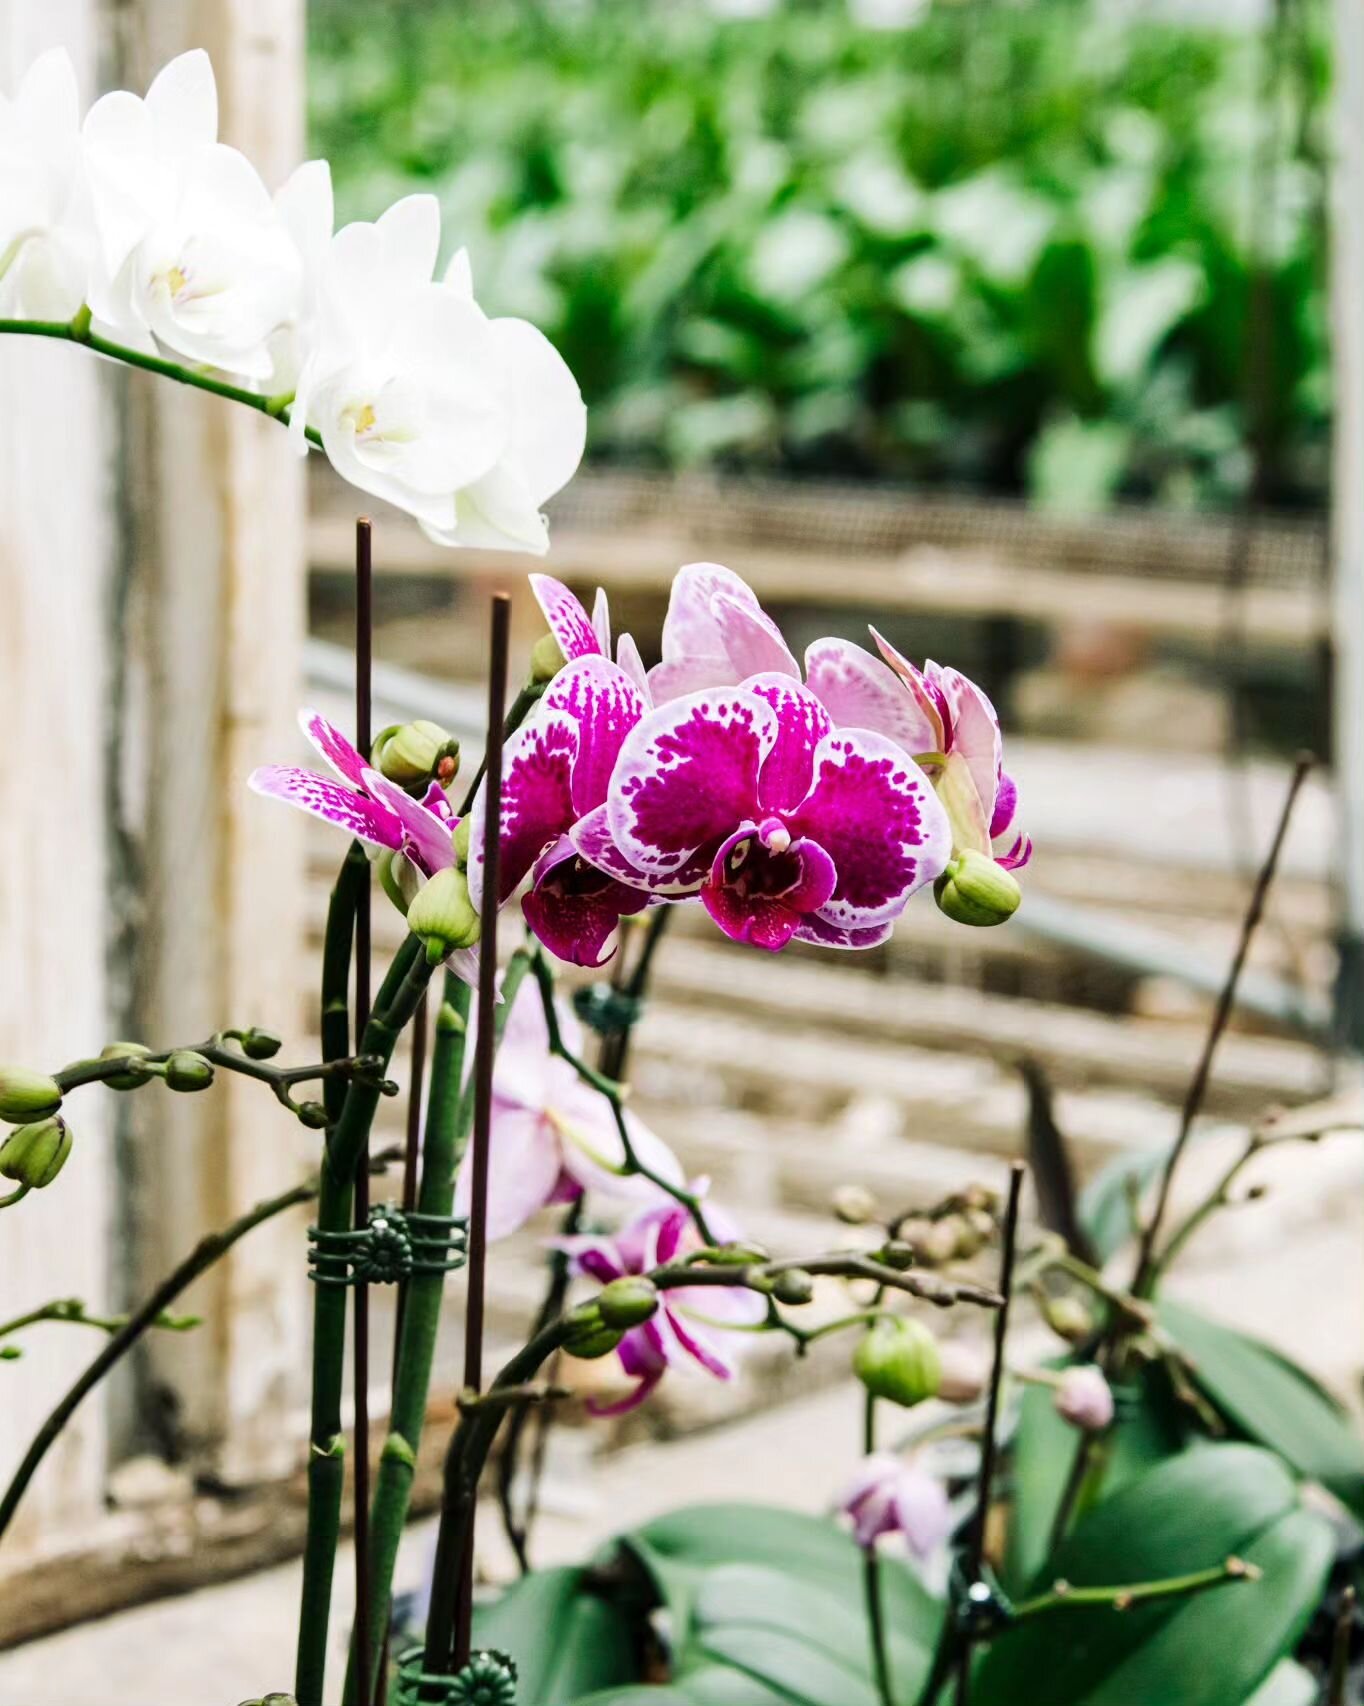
[791,914,893,951]
[591,586,611,655]
[607,689,777,876]
[701,881,801,951]
[786,730,952,927]
[543,656,647,817]
[522,835,650,968]
[362,768,456,875]
[569,804,710,895]
[804,637,939,756]
[529,572,601,661]
[614,631,650,700]
[702,831,837,951]
[467,709,579,909]
[742,673,832,813]
[248,765,403,849]
[421,780,456,824]
[299,707,370,788]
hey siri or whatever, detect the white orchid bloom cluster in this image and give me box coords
[0,48,585,552]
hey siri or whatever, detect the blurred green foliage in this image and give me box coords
[308,0,1329,510]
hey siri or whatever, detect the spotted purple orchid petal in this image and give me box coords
[569,805,712,896]
[524,835,651,968]
[804,638,939,758]
[785,729,952,928]
[615,631,649,699]
[591,586,611,655]
[647,562,799,703]
[300,707,371,788]
[362,768,456,876]
[247,764,405,850]
[608,688,779,877]
[543,655,649,817]
[529,572,603,662]
[468,709,579,910]
[702,827,838,951]
[791,914,894,951]
[742,673,832,814]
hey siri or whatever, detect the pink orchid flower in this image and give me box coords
[468,654,662,967]
[837,1453,953,1558]
[529,572,649,697]
[455,981,682,1241]
[248,709,477,983]
[555,1196,766,1414]
[572,675,952,951]
[647,561,799,703]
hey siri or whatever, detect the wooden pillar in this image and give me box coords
[114,0,310,1482]
[0,1,116,1556]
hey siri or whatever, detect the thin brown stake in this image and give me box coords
[451,592,512,1671]
[352,516,374,1706]
[1131,753,1313,1297]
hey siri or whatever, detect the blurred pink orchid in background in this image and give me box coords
[555,1197,766,1414]
[455,983,683,1241]
[575,674,952,950]
[468,655,656,966]
[837,1453,953,1558]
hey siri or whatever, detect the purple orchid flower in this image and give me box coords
[529,572,649,697]
[647,561,799,704]
[837,1453,953,1558]
[467,654,659,967]
[455,980,683,1241]
[249,709,478,982]
[571,675,952,951]
[555,1196,766,1414]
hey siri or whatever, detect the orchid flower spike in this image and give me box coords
[575,675,952,951]
[467,655,658,967]
[454,983,683,1241]
[555,1196,766,1414]
[82,51,309,380]
[837,1453,953,1559]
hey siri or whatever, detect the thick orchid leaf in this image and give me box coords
[1004,1362,1188,1593]
[1160,1299,1364,1519]
[978,1444,1334,1706]
[472,1564,637,1704]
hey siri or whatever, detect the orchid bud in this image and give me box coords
[406,868,480,964]
[853,1317,942,1408]
[0,1116,72,1188]
[934,850,1021,929]
[240,1028,282,1061]
[99,1043,156,1091]
[377,848,421,918]
[452,817,472,868]
[772,1268,814,1306]
[530,631,566,684]
[1054,1364,1115,1432]
[165,1051,214,1093]
[563,1300,624,1360]
[296,1101,329,1131]
[1045,1295,1095,1344]
[937,1339,990,1404]
[0,1066,62,1123]
[374,720,459,791]
[598,1276,659,1330]
[832,1184,877,1225]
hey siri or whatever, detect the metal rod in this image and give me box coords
[452,593,512,1670]
[353,517,374,1706]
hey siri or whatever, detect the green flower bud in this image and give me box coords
[406,867,481,964]
[164,1050,214,1093]
[832,1183,877,1226]
[296,1101,329,1131]
[563,1300,625,1360]
[853,1316,942,1408]
[1044,1295,1095,1344]
[0,1116,72,1189]
[771,1268,814,1306]
[698,1241,770,1266]
[598,1275,660,1330]
[240,1028,282,1061]
[373,720,460,791]
[452,816,472,868]
[0,1066,62,1123]
[377,847,421,918]
[530,631,566,684]
[99,1043,155,1091]
[934,850,1021,929]
[877,1240,917,1272]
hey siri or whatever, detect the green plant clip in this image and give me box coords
[393,1646,517,1705]
[571,981,644,1037]
[306,1205,467,1288]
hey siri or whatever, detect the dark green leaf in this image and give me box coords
[1161,1299,1364,1519]
[473,1565,638,1704]
[1078,1148,1165,1263]
[979,1444,1334,1706]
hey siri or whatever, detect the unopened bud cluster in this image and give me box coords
[373,720,460,792]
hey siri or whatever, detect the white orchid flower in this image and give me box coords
[81,50,305,381]
[0,49,92,320]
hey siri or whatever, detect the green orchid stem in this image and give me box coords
[0,316,322,447]
[0,1300,196,1342]
[344,952,532,1706]
[0,1184,30,1211]
[295,934,433,1706]
[528,948,721,1246]
[862,1387,896,1706]
[1011,1556,1259,1620]
[0,1171,324,1546]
